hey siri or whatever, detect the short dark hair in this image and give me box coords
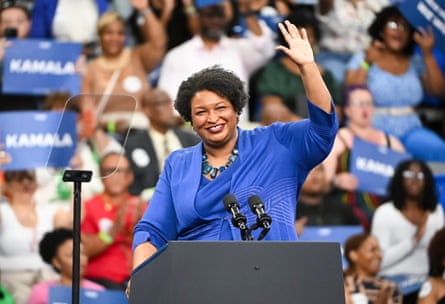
[278,7,321,46]
[428,227,445,277]
[387,159,438,212]
[343,233,371,275]
[174,65,248,123]
[4,170,35,183]
[368,5,415,56]
[39,228,74,272]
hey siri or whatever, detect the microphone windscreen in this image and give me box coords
[223,194,239,211]
[248,195,263,210]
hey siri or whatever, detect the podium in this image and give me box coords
[129,241,345,304]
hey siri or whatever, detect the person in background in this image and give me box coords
[34,91,123,206]
[315,0,389,83]
[28,0,108,59]
[28,228,105,304]
[128,0,207,50]
[81,152,147,290]
[259,102,298,126]
[322,84,405,231]
[345,5,445,163]
[0,1,30,42]
[80,0,167,131]
[417,227,445,304]
[295,163,360,236]
[255,7,342,124]
[156,0,275,123]
[343,232,402,304]
[226,0,282,39]
[130,20,338,283]
[124,88,200,201]
[371,159,444,304]
[0,1,40,111]
[0,170,72,304]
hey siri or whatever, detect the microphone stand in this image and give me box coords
[257,226,271,241]
[243,227,254,241]
[62,170,92,304]
[247,215,272,241]
[230,212,253,241]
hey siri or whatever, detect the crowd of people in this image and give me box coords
[0,0,444,303]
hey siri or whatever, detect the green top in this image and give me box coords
[256,59,342,117]
[0,285,14,304]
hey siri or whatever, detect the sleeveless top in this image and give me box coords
[332,132,392,231]
[0,202,56,271]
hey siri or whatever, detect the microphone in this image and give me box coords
[248,195,272,240]
[223,194,250,240]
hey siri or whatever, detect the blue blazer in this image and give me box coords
[133,101,338,250]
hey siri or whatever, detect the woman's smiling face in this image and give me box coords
[190,90,238,149]
[99,20,126,57]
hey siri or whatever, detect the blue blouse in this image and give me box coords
[132,101,338,251]
[347,51,425,138]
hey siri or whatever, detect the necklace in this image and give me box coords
[202,147,239,179]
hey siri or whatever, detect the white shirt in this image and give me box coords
[149,128,182,171]
[316,0,389,53]
[34,136,123,205]
[371,202,444,277]
[0,202,57,271]
[52,0,99,43]
[157,20,275,122]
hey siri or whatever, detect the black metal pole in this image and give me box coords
[62,170,92,304]
[72,180,81,304]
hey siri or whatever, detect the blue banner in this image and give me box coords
[49,286,127,304]
[0,111,77,171]
[398,0,445,54]
[350,138,411,196]
[2,39,82,95]
[383,274,425,295]
[298,225,364,269]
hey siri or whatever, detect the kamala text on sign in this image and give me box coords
[398,0,445,53]
[2,39,82,95]
[350,137,411,196]
[0,111,77,171]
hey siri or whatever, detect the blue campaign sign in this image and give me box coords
[49,286,128,304]
[0,111,77,171]
[299,225,364,269]
[383,274,425,295]
[350,138,411,196]
[2,39,82,95]
[397,0,445,54]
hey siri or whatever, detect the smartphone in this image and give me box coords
[4,27,18,38]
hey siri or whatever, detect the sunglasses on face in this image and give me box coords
[349,99,373,107]
[386,20,409,32]
[100,167,131,176]
[402,170,424,180]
